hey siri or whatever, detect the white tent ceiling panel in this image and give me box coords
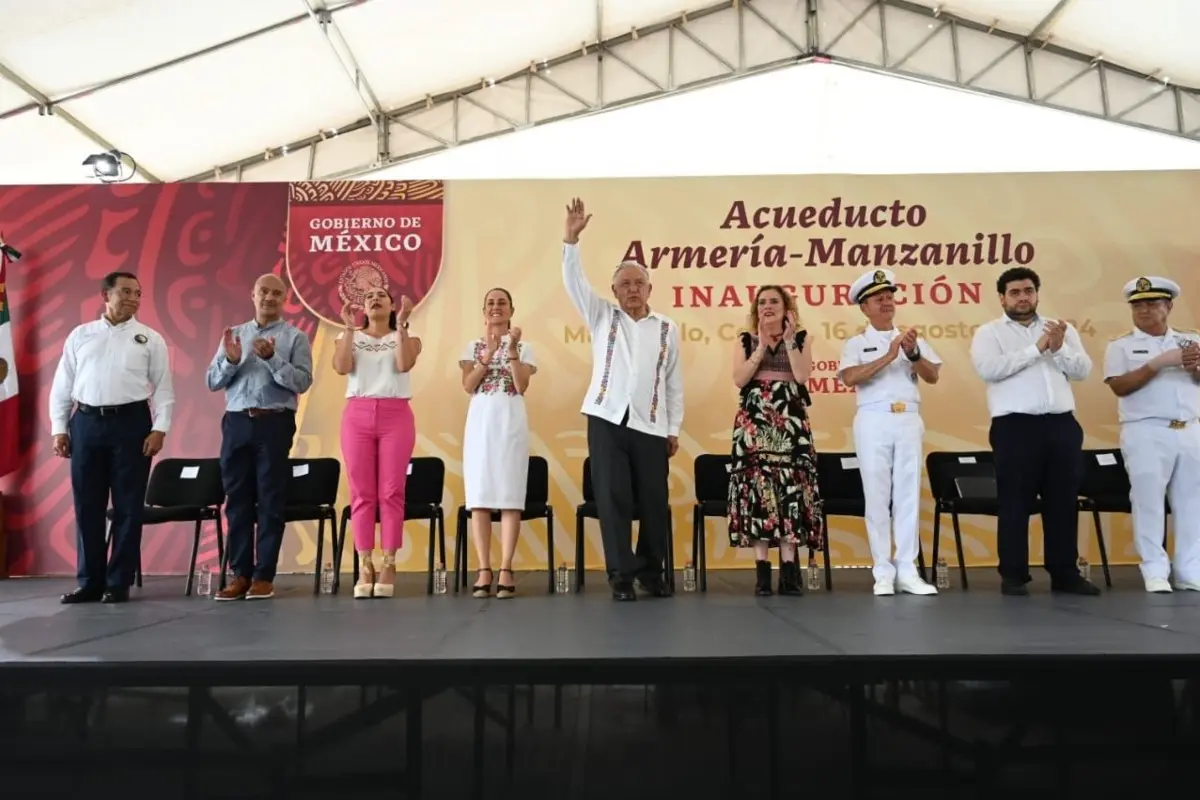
[914,0,1200,85]
[1,0,1197,185]
[367,63,1200,182]
[334,0,602,109]
[57,19,369,178]
[0,0,302,97]
[0,74,28,117]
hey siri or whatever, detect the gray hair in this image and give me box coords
[611,260,650,286]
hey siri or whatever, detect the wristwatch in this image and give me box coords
[906,347,921,362]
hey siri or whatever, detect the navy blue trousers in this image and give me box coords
[69,402,152,591]
[219,410,296,582]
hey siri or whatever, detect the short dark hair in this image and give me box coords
[101,271,138,293]
[996,267,1039,295]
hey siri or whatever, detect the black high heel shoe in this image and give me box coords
[472,568,493,598]
[496,568,516,599]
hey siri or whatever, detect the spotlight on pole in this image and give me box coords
[82,150,138,183]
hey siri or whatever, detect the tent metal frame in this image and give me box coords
[1,0,1195,183]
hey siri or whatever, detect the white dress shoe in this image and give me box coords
[1144,577,1173,593]
[873,579,895,596]
[896,574,938,595]
[1174,579,1200,592]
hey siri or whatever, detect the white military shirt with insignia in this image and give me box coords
[1103,327,1200,424]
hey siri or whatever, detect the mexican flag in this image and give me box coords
[0,241,18,478]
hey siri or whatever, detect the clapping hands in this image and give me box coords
[222,327,242,364]
[1038,319,1067,353]
[253,336,276,360]
[899,328,919,356]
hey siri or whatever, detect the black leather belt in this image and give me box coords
[76,401,148,417]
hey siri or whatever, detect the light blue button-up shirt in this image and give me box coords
[205,319,313,412]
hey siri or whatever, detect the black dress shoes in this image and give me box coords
[1051,576,1102,596]
[611,581,636,601]
[635,575,673,598]
[60,587,104,604]
[102,587,130,604]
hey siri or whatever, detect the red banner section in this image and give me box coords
[286,180,444,325]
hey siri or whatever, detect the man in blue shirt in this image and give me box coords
[207,273,313,600]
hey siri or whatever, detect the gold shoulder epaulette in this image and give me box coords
[1109,329,1134,341]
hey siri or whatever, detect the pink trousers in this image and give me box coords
[340,398,416,551]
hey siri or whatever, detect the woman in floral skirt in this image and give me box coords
[728,285,823,596]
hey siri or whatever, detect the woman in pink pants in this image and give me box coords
[332,287,421,599]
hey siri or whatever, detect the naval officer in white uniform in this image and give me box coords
[838,269,940,596]
[1103,276,1200,593]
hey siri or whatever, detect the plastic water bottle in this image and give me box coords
[935,557,950,590]
[194,561,214,597]
[320,562,336,595]
[555,562,570,593]
[807,556,821,590]
[433,563,448,595]
[1077,557,1090,582]
[682,561,697,592]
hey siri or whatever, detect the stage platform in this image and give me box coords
[1,569,1198,799]
[2,567,1200,686]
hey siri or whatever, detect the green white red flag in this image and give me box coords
[0,238,19,477]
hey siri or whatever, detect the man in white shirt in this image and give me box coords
[969,267,1100,596]
[1102,276,1200,593]
[49,271,174,604]
[562,198,683,601]
[838,269,940,597]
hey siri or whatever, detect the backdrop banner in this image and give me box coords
[1,171,1198,577]
[286,180,445,324]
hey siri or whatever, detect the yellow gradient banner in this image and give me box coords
[281,171,1200,574]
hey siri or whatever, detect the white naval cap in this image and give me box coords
[849,268,897,304]
[1123,276,1180,303]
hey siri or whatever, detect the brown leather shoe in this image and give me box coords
[246,580,274,600]
[215,576,251,601]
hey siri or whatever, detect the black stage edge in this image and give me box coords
[1,569,1199,799]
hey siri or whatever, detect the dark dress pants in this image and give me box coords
[69,402,152,591]
[220,410,297,583]
[989,412,1084,583]
[586,413,671,585]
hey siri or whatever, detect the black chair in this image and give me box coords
[691,454,730,592]
[222,458,340,595]
[926,451,1003,590]
[812,453,868,592]
[1074,449,1128,588]
[107,457,225,596]
[455,455,556,594]
[335,456,448,595]
[574,456,675,592]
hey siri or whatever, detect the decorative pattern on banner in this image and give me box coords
[286,180,444,325]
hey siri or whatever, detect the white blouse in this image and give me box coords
[339,330,413,399]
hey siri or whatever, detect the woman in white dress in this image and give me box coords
[459,288,537,598]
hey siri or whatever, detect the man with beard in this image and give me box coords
[838,268,941,597]
[1103,276,1200,593]
[50,271,175,604]
[970,267,1100,596]
[207,273,313,601]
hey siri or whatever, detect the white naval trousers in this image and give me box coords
[1120,419,1200,584]
[853,409,925,582]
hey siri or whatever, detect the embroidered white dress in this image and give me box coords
[459,336,538,510]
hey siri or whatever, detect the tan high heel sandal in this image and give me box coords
[354,553,376,599]
[372,553,396,598]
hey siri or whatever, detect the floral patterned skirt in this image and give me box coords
[727,379,824,549]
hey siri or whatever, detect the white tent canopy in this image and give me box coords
[1,0,1198,185]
